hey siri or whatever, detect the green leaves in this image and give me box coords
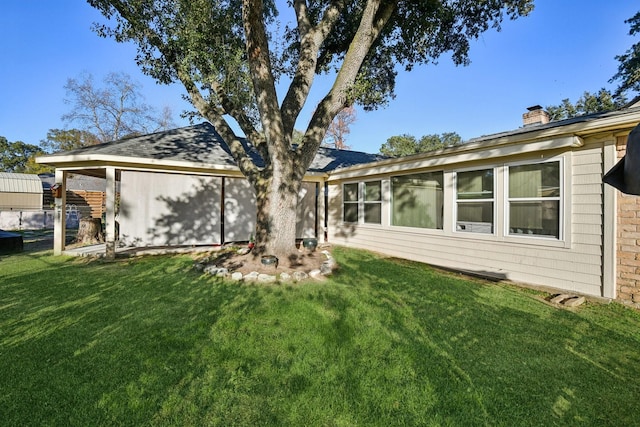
[611,11,640,97]
[379,132,463,157]
[0,136,45,173]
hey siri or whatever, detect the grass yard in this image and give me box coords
[1,246,640,426]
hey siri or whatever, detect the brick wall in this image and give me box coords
[615,135,640,308]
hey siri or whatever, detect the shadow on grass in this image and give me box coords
[1,247,640,426]
[327,247,640,425]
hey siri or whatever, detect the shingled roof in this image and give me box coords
[40,122,384,173]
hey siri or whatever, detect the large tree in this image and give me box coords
[611,11,640,98]
[89,0,533,259]
[63,71,175,143]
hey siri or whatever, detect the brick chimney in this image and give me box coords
[523,105,550,127]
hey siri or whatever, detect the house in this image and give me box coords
[36,123,382,255]
[37,101,640,308]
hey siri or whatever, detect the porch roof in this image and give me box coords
[36,122,384,178]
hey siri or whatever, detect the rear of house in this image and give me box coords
[326,104,640,305]
[36,104,640,307]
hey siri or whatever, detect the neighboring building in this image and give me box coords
[0,172,43,210]
[37,101,640,307]
[0,172,50,230]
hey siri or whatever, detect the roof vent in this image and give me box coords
[523,105,550,127]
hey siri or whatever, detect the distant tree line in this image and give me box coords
[379,132,463,157]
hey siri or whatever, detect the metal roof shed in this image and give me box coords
[0,172,43,210]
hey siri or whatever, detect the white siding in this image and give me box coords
[296,182,318,238]
[224,179,318,241]
[328,143,608,297]
[119,171,222,246]
[223,177,255,242]
[119,172,319,246]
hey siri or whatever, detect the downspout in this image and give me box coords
[324,181,329,243]
[314,182,319,239]
[221,177,226,245]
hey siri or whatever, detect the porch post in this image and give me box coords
[105,167,117,260]
[53,170,67,255]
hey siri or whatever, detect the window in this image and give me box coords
[508,161,560,238]
[456,169,494,233]
[343,183,359,223]
[364,181,382,224]
[391,171,443,229]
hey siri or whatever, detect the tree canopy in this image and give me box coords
[40,129,101,153]
[611,10,640,97]
[545,89,628,121]
[380,132,463,157]
[88,0,533,257]
[0,136,47,174]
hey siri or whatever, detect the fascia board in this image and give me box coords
[37,153,329,181]
[327,135,583,182]
[36,154,241,173]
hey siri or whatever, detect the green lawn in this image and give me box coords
[1,245,639,426]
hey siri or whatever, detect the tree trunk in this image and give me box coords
[254,170,301,263]
[76,217,104,245]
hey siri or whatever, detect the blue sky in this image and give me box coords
[1,1,638,154]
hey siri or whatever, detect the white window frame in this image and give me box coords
[342,180,383,225]
[342,182,359,224]
[504,158,564,241]
[453,167,496,235]
[363,180,382,225]
[390,170,445,231]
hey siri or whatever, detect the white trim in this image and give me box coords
[389,170,445,231]
[503,157,565,244]
[602,141,618,299]
[328,135,584,182]
[453,167,496,236]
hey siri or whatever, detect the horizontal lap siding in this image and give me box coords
[328,144,606,297]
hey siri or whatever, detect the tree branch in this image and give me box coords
[242,0,285,152]
[280,0,346,136]
[296,0,395,173]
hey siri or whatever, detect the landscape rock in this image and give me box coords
[320,261,333,275]
[563,296,586,307]
[258,273,277,283]
[231,272,244,281]
[292,271,308,282]
[204,265,219,275]
[279,272,292,282]
[550,294,570,304]
[309,269,323,279]
[245,271,260,281]
[215,268,229,277]
[237,247,251,255]
[193,262,206,272]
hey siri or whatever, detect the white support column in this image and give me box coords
[53,170,67,255]
[105,167,117,260]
